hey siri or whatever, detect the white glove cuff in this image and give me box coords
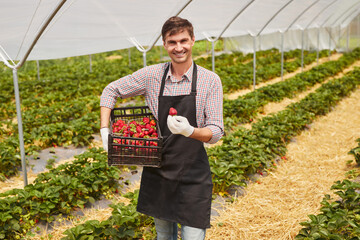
[100,127,110,151]
[183,126,194,137]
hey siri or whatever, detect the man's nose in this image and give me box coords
[175,42,183,51]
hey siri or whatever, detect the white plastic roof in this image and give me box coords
[1,0,360,62]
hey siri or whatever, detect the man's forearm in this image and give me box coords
[189,127,212,143]
[100,106,112,128]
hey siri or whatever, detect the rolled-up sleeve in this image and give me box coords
[100,67,147,109]
[204,75,224,144]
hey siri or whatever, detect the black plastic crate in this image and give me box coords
[108,106,163,168]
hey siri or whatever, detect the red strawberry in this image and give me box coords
[143,117,150,124]
[150,119,156,126]
[148,128,154,135]
[169,107,177,116]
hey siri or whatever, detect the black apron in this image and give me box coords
[137,63,213,229]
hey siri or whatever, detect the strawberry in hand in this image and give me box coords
[169,107,177,116]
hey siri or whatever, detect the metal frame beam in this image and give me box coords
[203,0,256,72]
[250,0,294,86]
[256,0,294,37]
[278,0,320,80]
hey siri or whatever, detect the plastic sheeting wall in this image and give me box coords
[224,16,360,54]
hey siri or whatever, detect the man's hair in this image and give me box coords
[161,16,194,41]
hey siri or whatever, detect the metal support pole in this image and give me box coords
[89,54,92,73]
[328,28,332,60]
[212,41,215,72]
[258,35,262,51]
[143,52,147,67]
[12,69,28,187]
[281,32,284,81]
[128,48,131,67]
[317,28,320,65]
[301,29,304,72]
[253,35,256,91]
[358,15,360,47]
[346,24,350,52]
[36,60,40,80]
[338,25,342,50]
[160,46,163,60]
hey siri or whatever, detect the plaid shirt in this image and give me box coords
[100,62,224,144]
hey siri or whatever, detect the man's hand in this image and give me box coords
[167,115,194,137]
[100,127,110,151]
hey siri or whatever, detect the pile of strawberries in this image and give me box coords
[112,117,159,148]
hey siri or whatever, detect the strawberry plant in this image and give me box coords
[296,180,360,239]
[349,138,360,165]
[62,190,156,240]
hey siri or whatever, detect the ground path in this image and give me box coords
[206,83,360,240]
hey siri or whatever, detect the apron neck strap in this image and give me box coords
[159,63,197,97]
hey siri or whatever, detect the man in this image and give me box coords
[100,16,224,240]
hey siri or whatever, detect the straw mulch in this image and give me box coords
[226,53,342,100]
[206,86,360,239]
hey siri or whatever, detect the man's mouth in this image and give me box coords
[173,51,186,57]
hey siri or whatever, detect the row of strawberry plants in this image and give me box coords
[196,48,282,70]
[0,110,100,180]
[207,67,360,194]
[0,147,120,240]
[295,140,360,239]
[218,49,329,93]
[223,48,360,131]
[61,190,156,240]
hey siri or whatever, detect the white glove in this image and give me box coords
[167,115,194,137]
[100,128,110,151]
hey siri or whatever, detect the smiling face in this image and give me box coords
[163,30,195,66]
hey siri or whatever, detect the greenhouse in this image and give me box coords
[1,0,360,239]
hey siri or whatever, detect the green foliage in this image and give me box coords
[349,139,360,165]
[0,148,121,239]
[62,190,155,240]
[296,180,360,239]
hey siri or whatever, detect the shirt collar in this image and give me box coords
[166,61,194,83]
